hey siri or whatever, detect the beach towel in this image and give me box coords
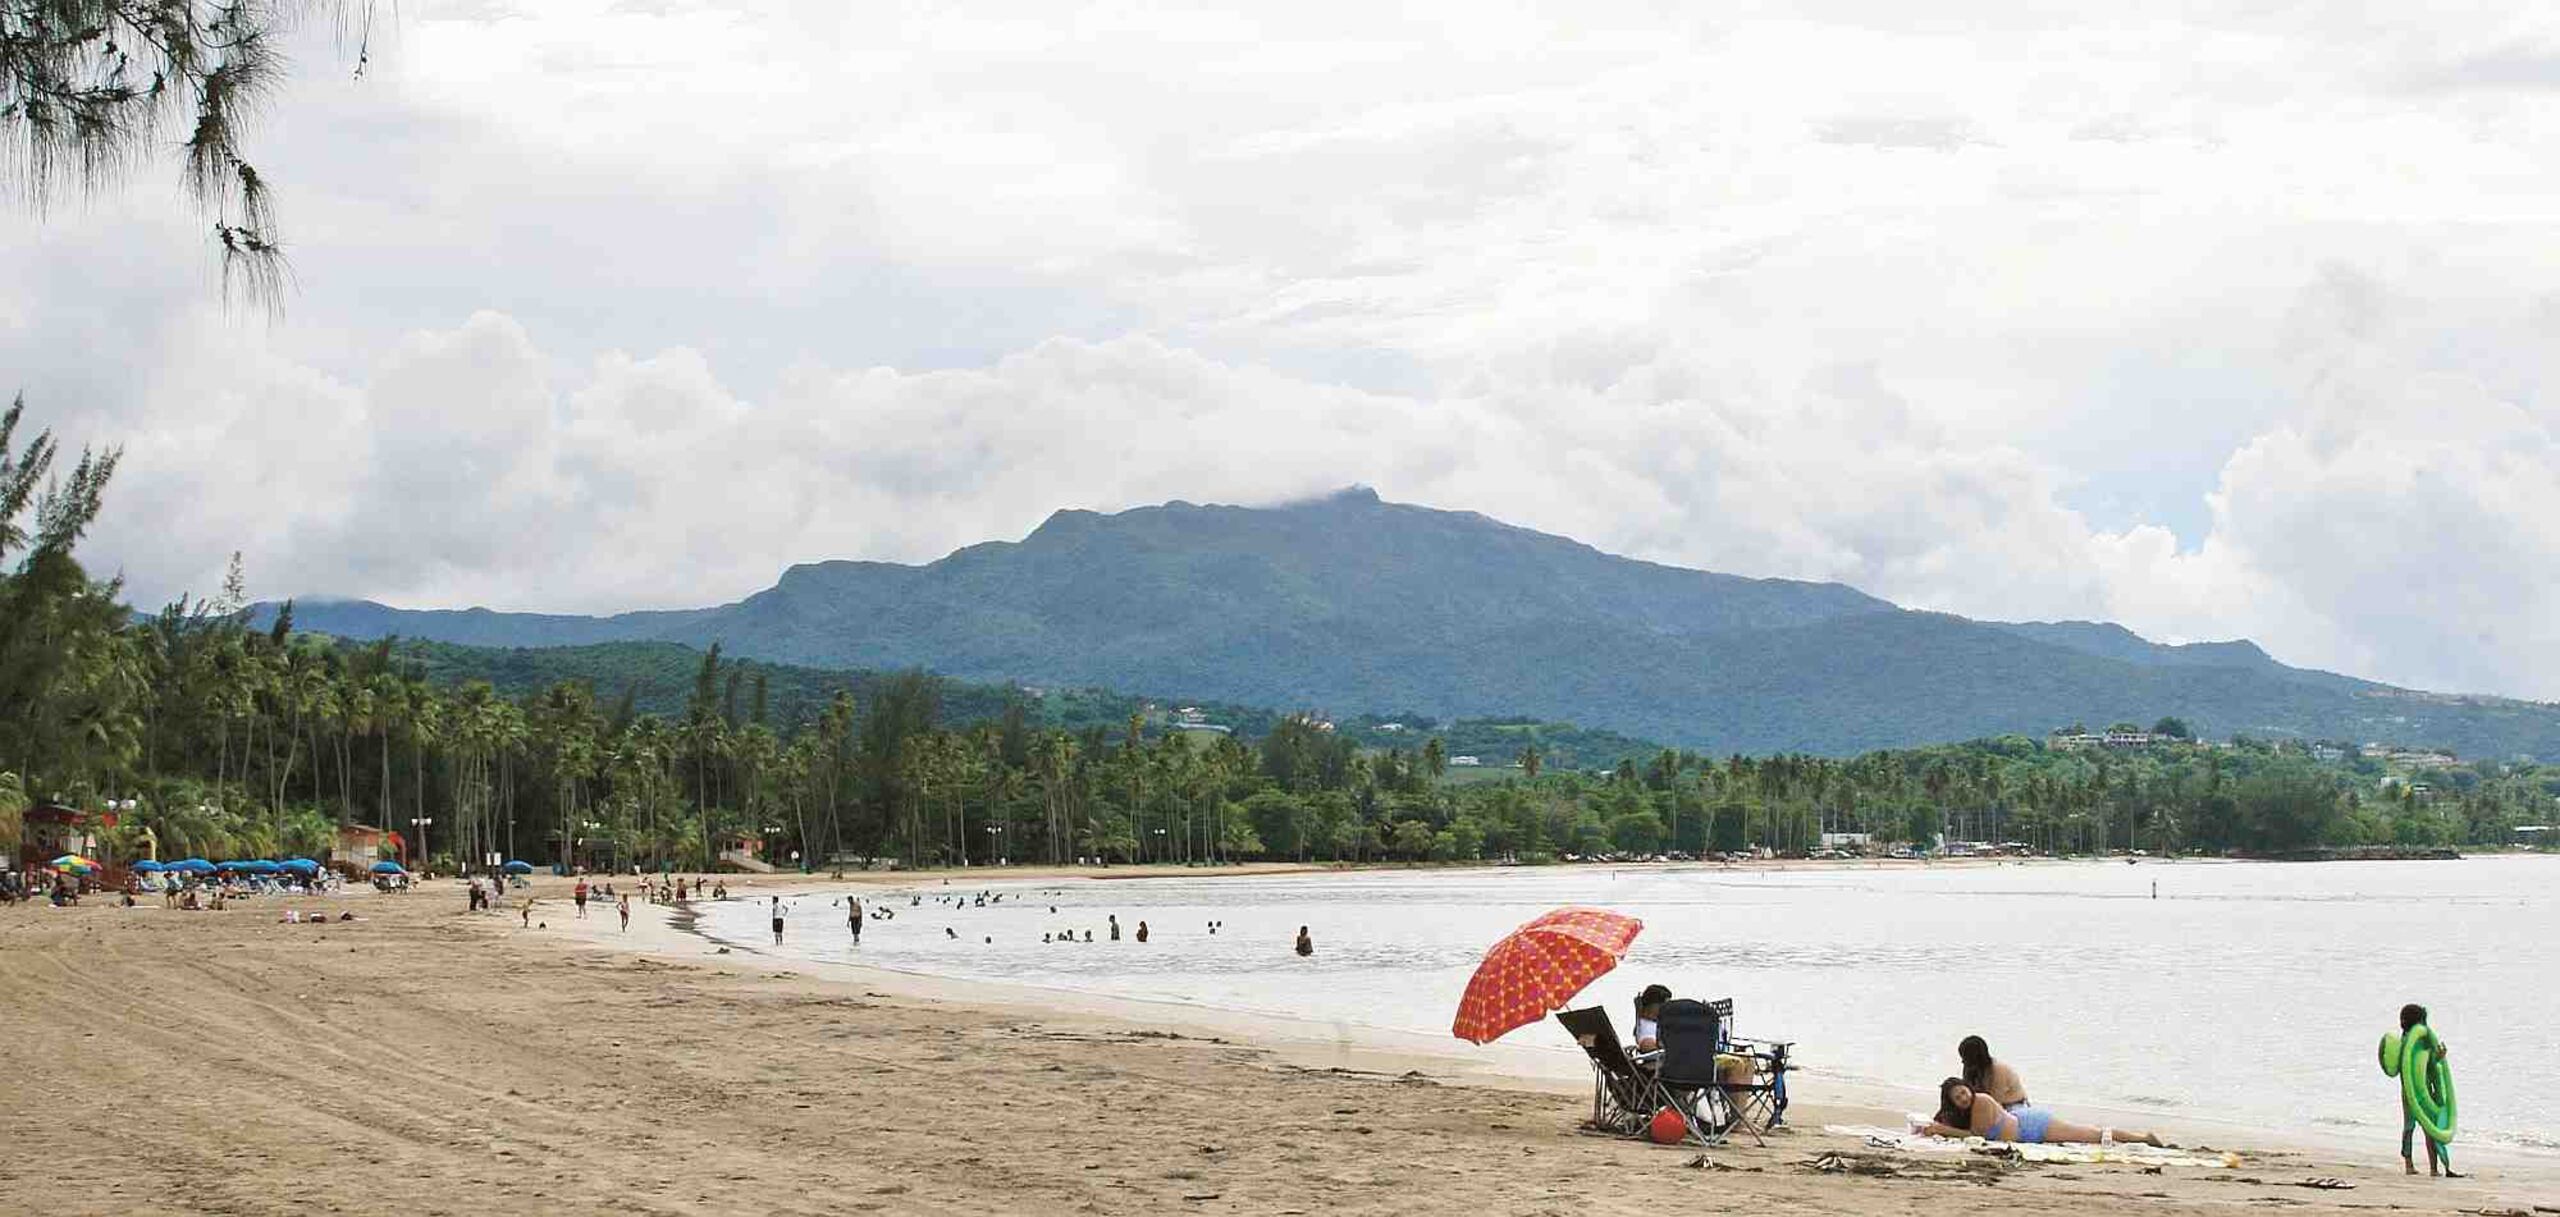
[1822,1125,2240,1169]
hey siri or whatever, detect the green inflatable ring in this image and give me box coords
[2378,1031,2403,1078]
[2400,1025,2456,1146]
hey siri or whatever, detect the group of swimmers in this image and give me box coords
[741,888,1320,960]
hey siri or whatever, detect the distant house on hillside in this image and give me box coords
[1450,755,1482,767]
[2102,729,2159,748]
[2308,743,2345,762]
[2361,743,2457,767]
[2050,731,2104,751]
[1377,722,1405,733]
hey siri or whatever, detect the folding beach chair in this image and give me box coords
[1652,998,1742,1146]
[1553,1006,1671,1137]
[1704,997,1793,1141]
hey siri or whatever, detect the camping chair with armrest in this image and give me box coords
[1553,1006,1670,1137]
[1652,998,1743,1146]
[1703,997,1792,1141]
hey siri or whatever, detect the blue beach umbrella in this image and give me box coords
[279,858,320,873]
[245,860,282,874]
[502,860,535,875]
[370,860,407,875]
[131,860,166,872]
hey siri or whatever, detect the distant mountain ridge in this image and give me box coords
[266,488,2560,758]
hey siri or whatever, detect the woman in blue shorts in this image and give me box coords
[1923,1079,2165,1147]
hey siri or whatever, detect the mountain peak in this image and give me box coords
[1289,484,1381,508]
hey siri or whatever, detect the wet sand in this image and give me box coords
[3,871,2550,1215]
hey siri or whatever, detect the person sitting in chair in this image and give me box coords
[1632,984,1673,1054]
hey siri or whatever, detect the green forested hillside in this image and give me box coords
[274,490,2560,760]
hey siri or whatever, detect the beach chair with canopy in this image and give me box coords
[1553,1006,1670,1137]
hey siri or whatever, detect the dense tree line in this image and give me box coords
[4,398,2553,873]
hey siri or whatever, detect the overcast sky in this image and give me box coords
[9,2,2560,698]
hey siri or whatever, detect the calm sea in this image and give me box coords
[698,855,2558,1154]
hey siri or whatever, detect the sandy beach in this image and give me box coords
[5,871,2553,1216]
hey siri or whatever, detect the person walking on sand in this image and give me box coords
[770,896,787,946]
[574,878,590,919]
[1295,926,1314,957]
[618,893,631,932]
[2395,1003,2461,1178]
[520,896,535,928]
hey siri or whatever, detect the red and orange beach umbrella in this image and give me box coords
[1451,906,1644,1045]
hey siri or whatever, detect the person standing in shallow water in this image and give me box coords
[618,894,631,932]
[770,896,786,946]
[1295,926,1314,957]
[1108,914,1121,941]
[1135,920,1149,943]
[848,896,863,945]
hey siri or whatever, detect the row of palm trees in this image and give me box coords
[68,601,1317,871]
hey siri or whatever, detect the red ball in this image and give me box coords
[1649,1107,1689,1145]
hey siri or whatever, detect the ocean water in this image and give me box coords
[697,855,2559,1153]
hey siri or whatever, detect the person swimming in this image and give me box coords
[1923,1079,2163,1147]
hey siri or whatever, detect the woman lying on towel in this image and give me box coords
[1920,1079,2166,1147]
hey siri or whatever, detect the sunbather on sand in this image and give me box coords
[1957,1035,2031,1107]
[1921,1079,2163,1147]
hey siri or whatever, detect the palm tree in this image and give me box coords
[0,770,26,857]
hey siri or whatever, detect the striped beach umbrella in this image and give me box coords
[1451,906,1644,1045]
[50,854,101,875]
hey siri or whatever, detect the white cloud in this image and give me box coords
[11,1,2560,698]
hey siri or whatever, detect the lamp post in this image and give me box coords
[984,822,1005,866]
[409,816,433,874]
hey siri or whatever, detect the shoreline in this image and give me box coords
[573,864,2557,1171]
